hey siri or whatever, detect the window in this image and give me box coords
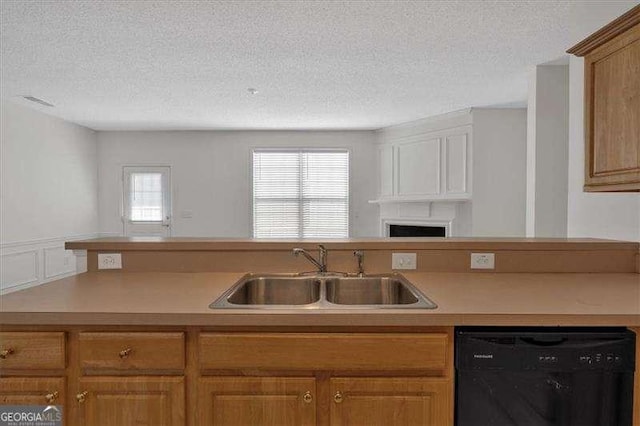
[129,172,164,221]
[252,149,349,238]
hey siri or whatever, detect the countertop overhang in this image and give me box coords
[65,237,640,252]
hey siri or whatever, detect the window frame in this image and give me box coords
[250,147,351,239]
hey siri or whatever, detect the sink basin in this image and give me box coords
[210,273,436,309]
[211,275,320,307]
[326,276,418,305]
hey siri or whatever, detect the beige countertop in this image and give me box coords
[1,271,639,327]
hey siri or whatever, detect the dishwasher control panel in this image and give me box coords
[456,327,636,371]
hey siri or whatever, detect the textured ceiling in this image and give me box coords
[1,0,637,130]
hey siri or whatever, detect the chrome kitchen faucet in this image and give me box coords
[292,245,327,273]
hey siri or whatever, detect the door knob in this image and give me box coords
[303,391,313,403]
[0,348,15,359]
[334,391,343,403]
[118,348,132,358]
[76,391,88,403]
[45,391,59,404]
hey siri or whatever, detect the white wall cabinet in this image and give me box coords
[376,126,472,202]
[374,108,528,237]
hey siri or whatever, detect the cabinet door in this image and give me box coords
[583,23,640,191]
[76,377,184,426]
[330,378,452,426]
[397,138,441,196]
[0,377,65,406]
[443,131,469,195]
[198,377,316,426]
[378,145,394,197]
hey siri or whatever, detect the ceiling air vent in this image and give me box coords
[23,96,54,107]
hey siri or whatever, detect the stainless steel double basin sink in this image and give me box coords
[209,273,437,309]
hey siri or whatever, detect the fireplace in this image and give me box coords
[388,224,446,237]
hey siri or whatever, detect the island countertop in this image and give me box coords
[1,271,638,327]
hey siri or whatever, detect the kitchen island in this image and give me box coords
[1,238,638,426]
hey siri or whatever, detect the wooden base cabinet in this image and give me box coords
[0,377,65,406]
[329,378,453,426]
[198,377,316,426]
[75,377,184,426]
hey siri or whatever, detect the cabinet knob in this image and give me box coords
[302,391,313,403]
[0,348,15,359]
[45,391,59,404]
[76,391,88,403]
[334,391,343,403]
[118,348,132,359]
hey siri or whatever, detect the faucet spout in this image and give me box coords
[293,245,327,273]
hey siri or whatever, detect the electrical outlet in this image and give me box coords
[470,253,495,270]
[98,253,122,270]
[392,253,417,270]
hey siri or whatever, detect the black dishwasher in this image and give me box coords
[455,327,635,426]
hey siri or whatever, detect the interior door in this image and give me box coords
[123,166,171,237]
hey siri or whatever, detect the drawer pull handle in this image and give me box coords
[76,391,88,403]
[334,391,343,403]
[119,348,132,359]
[0,348,15,359]
[303,391,313,403]
[45,391,59,404]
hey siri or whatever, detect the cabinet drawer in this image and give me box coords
[200,333,449,371]
[79,332,185,371]
[0,332,65,370]
[0,377,66,406]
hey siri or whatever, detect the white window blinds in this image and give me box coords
[253,150,349,238]
[129,172,164,221]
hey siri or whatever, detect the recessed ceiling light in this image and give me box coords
[247,88,259,95]
[23,96,54,107]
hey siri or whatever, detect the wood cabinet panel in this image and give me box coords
[76,376,184,426]
[199,333,449,372]
[0,332,65,370]
[569,6,640,192]
[0,377,65,406]
[329,378,452,426]
[78,332,184,371]
[198,377,316,426]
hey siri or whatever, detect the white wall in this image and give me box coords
[97,131,379,237]
[1,100,98,293]
[471,108,527,237]
[526,64,569,237]
[565,1,640,242]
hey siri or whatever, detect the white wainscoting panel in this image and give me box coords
[0,250,39,289]
[0,233,112,295]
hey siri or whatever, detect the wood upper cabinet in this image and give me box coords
[75,377,184,426]
[329,378,453,426]
[0,377,65,406]
[198,377,316,426]
[568,5,640,192]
